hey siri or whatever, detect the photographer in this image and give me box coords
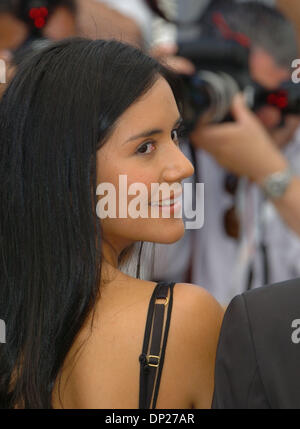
[153,0,300,304]
[0,0,149,97]
[0,0,77,53]
[0,0,79,101]
[190,1,300,300]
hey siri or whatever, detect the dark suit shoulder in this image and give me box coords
[212,293,269,408]
[241,278,300,408]
[243,277,300,313]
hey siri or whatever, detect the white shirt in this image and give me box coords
[96,0,154,44]
[193,133,300,305]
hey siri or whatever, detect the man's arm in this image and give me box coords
[190,94,300,237]
[260,176,300,238]
[212,294,269,409]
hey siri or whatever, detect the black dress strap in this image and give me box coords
[139,281,175,409]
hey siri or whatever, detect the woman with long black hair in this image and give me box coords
[0,38,223,409]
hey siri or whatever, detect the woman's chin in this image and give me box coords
[151,221,185,244]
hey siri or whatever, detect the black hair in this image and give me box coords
[0,37,181,408]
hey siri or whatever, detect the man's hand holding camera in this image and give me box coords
[190,93,289,183]
[190,93,300,237]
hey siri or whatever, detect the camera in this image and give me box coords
[178,38,300,130]
[253,81,300,119]
[177,38,252,128]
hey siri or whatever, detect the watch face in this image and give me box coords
[263,169,293,199]
[270,182,284,198]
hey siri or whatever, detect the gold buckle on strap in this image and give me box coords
[156,296,169,306]
[147,355,160,367]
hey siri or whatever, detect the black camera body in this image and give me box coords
[253,81,300,118]
[178,39,300,130]
[177,39,251,128]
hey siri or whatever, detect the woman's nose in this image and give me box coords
[161,144,195,183]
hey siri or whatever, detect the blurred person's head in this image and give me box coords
[0,38,193,408]
[200,0,298,90]
[0,0,76,51]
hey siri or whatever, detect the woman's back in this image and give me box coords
[52,271,223,409]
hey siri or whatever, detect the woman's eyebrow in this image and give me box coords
[123,116,183,144]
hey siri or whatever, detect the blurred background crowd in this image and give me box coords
[1,0,300,307]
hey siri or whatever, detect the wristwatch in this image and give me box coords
[261,167,294,200]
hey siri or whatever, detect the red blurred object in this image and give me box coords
[28,6,49,28]
[35,17,46,28]
[267,91,288,110]
[39,7,49,18]
[213,12,251,48]
[277,96,288,109]
[29,8,39,19]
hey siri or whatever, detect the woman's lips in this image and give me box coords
[149,192,183,216]
[149,191,183,207]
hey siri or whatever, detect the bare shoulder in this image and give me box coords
[170,283,224,372]
[157,283,224,408]
[172,282,224,333]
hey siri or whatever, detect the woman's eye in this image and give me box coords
[136,141,156,155]
[171,125,187,146]
[171,129,179,145]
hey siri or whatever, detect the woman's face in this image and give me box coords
[96,76,194,255]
